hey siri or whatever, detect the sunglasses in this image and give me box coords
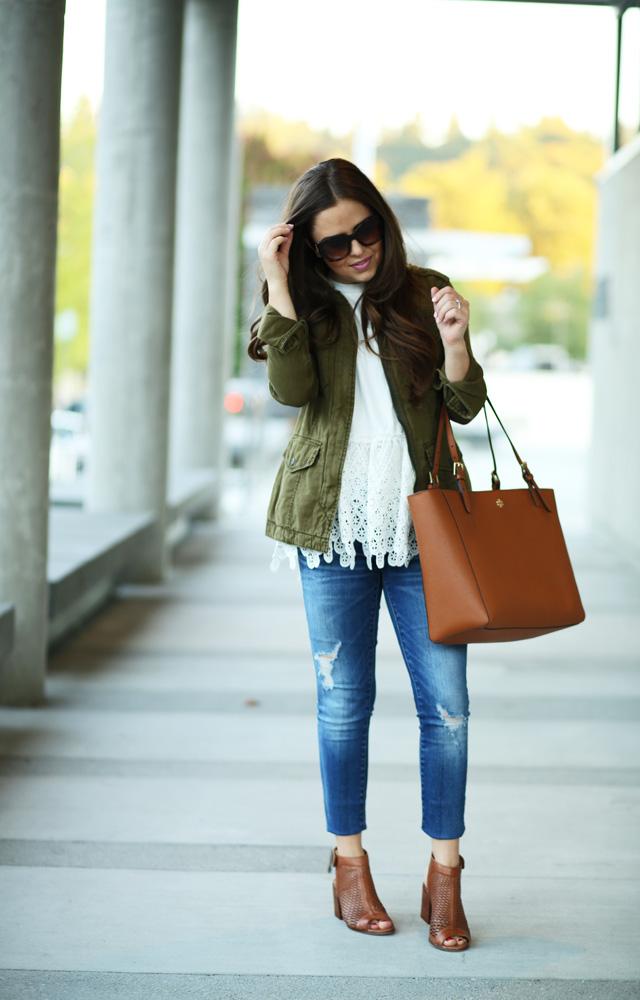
[312,214,383,262]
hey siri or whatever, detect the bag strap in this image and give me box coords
[430,402,470,512]
[483,405,501,490]
[430,397,551,513]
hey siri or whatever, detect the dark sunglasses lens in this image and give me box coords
[317,215,383,261]
[319,236,350,261]
[356,215,382,245]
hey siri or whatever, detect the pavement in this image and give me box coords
[0,477,639,1000]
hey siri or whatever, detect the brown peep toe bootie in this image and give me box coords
[331,847,395,935]
[421,854,471,951]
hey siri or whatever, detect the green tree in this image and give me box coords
[378,114,472,182]
[54,97,96,383]
[515,267,592,359]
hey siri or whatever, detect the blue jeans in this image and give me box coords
[298,546,469,840]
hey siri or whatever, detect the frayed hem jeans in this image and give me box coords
[298,545,469,840]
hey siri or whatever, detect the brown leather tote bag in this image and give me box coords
[408,399,586,644]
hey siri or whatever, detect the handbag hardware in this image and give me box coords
[432,397,552,513]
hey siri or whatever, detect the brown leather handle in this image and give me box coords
[430,403,470,512]
[430,397,551,513]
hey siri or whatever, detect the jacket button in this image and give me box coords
[290,457,296,466]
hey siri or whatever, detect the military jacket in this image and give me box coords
[257,267,488,552]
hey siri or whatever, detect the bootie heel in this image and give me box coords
[332,882,342,919]
[421,854,470,951]
[331,847,395,935]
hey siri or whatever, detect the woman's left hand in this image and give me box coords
[431,286,469,348]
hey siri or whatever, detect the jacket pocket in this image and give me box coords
[271,434,327,536]
[283,434,322,472]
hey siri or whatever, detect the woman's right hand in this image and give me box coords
[258,223,297,320]
[258,223,294,288]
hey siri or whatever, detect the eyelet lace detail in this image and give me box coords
[271,431,418,572]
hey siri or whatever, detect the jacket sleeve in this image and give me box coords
[256,305,320,408]
[432,327,488,424]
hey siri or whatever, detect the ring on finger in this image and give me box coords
[455,298,461,309]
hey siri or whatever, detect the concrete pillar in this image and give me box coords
[0,0,66,705]
[169,0,239,516]
[589,134,640,566]
[86,0,184,580]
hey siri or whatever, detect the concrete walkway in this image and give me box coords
[1,502,639,999]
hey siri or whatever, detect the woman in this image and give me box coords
[248,158,487,951]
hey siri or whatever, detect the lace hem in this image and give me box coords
[271,432,418,572]
[270,521,419,573]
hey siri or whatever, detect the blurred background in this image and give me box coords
[51,0,639,543]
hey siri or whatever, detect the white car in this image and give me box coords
[49,408,90,484]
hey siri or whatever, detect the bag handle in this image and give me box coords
[430,397,551,513]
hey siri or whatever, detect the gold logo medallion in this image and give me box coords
[496,499,504,508]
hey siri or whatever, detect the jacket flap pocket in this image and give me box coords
[284,435,322,472]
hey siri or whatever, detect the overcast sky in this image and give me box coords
[61,0,639,145]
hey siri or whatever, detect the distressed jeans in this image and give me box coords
[298,545,469,840]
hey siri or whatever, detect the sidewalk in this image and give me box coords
[0,502,639,999]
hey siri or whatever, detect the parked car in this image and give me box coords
[488,344,579,372]
[49,407,90,483]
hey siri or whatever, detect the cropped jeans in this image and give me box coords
[298,545,469,840]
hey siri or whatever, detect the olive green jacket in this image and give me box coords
[257,267,487,552]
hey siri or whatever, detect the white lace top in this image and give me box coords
[271,279,419,572]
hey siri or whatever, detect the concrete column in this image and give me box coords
[169,0,239,516]
[86,0,184,580]
[0,0,66,705]
[589,134,640,566]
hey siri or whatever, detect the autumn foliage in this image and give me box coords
[54,102,605,385]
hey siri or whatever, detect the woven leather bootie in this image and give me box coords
[331,847,395,935]
[421,854,471,951]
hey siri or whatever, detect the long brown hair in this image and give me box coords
[248,158,439,405]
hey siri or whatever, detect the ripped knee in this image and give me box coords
[314,641,341,690]
[436,702,468,735]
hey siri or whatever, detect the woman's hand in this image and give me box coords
[259,223,294,288]
[258,223,297,321]
[431,285,470,382]
[431,285,469,348]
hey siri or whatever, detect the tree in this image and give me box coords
[515,267,592,358]
[397,117,604,272]
[54,97,96,384]
[394,117,604,358]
